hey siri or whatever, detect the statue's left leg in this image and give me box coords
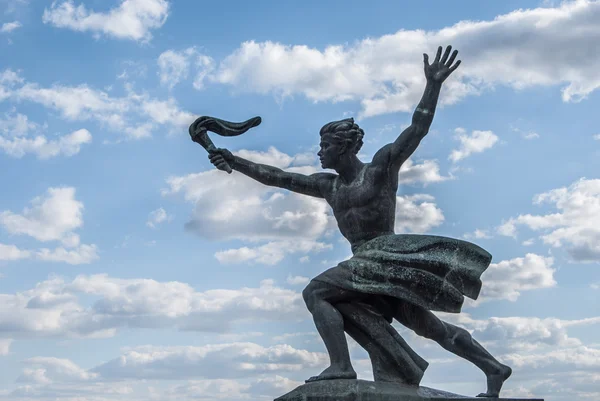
[302,280,360,382]
[394,302,512,398]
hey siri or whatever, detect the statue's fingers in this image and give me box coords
[449,59,461,73]
[423,53,430,67]
[216,161,227,170]
[209,155,223,164]
[434,46,442,63]
[447,49,458,66]
[441,45,452,64]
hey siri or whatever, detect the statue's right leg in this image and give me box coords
[394,302,512,398]
[336,300,427,385]
[302,279,359,382]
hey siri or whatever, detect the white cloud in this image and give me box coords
[436,313,600,353]
[286,275,310,285]
[42,0,170,42]
[5,360,302,401]
[0,187,83,244]
[215,240,331,266]
[124,122,154,140]
[193,54,216,90]
[17,83,131,125]
[449,128,498,162]
[0,109,39,136]
[475,253,556,304]
[36,244,99,265]
[497,219,517,237]
[496,178,600,262]
[7,381,136,400]
[522,238,535,246]
[158,48,195,89]
[0,128,92,159]
[594,134,600,140]
[248,375,302,397]
[511,125,541,140]
[0,69,22,101]
[398,158,452,186]
[140,97,195,129]
[0,110,91,158]
[0,243,31,261]
[0,338,12,355]
[235,146,295,168]
[157,379,251,400]
[463,229,491,240]
[0,69,23,85]
[0,21,21,33]
[7,76,194,140]
[523,132,540,140]
[92,343,326,380]
[17,357,98,384]
[0,242,96,265]
[505,345,600,371]
[156,47,215,90]
[0,274,306,338]
[146,207,172,228]
[0,187,98,265]
[395,194,444,233]
[203,1,600,117]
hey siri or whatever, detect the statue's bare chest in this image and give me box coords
[325,165,387,212]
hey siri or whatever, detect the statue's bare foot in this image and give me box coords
[305,365,357,383]
[476,364,512,398]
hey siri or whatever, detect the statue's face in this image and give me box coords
[318,134,344,169]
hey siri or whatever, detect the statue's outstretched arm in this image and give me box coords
[209,148,332,198]
[375,46,461,172]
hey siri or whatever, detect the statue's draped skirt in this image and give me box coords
[312,234,492,313]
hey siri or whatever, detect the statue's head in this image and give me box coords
[318,118,364,169]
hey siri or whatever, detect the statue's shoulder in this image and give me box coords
[309,172,338,195]
[311,172,337,179]
[311,172,337,184]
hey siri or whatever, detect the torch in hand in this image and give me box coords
[189,116,262,174]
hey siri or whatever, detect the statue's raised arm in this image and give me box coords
[372,45,461,172]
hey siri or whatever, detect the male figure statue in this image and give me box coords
[203,46,512,398]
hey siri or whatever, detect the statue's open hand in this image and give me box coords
[208,148,234,172]
[424,45,461,83]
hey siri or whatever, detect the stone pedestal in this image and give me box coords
[274,379,544,401]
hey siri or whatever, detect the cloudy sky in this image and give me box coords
[0,0,599,400]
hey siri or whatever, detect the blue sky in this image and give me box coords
[0,0,599,400]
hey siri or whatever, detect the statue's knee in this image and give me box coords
[446,324,471,347]
[302,282,318,309]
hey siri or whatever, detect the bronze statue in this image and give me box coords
[190,46,512,399]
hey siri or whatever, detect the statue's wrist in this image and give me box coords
[426,78,443,87]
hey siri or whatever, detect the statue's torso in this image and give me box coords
[324,164,397,252]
